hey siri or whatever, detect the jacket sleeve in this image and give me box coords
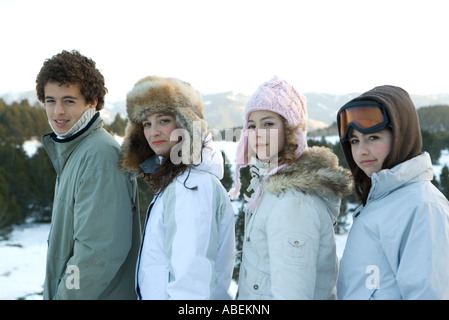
[54,167,135,299]
[265,195,323,300]
[163,175,233,300]
[394,201,449,299]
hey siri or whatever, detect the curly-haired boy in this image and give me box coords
[36,50,141,300]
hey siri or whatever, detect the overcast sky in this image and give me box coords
[1,0,448,101]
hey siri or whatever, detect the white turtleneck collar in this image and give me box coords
[49,108,97,140]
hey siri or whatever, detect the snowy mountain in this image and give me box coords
[0,90,40,106]
[2,90,449,130]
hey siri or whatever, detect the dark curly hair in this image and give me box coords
[35,50,107,111]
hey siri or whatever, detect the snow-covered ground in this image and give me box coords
[1,138,448,299]
[0,221,48,300]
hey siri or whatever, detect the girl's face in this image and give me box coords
[142,113,178,157]
[350,128,393,177]
[247,110,285,163]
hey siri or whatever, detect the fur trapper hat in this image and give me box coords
[119,75,208,176]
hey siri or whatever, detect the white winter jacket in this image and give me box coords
[237,147,353,300]
[337,153,449,300]
[136,141,235,300]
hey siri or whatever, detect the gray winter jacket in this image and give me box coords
[42,114,141,299]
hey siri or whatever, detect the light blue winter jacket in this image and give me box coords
[337,152,449,300]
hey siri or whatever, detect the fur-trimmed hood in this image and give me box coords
[262,146,353,200]
[119,76,208,176]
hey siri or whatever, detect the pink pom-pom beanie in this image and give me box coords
[228,76,308,199]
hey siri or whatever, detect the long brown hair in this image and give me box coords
[142,160,190,194]
[141,138,207,194]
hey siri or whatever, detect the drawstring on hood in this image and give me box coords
[245,158,288,213]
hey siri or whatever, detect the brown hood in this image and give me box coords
[339,85,422,172]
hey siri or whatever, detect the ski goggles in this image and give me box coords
[337,100,390,140]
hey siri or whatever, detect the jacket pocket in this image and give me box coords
[285,235,307,266]
[238,263,272,299]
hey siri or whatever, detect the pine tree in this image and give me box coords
[105,113,127,136]
[220,151,233,191]
[0,166,20,236]
[439,165,449,199]
[232,203,245,282]
[0,141,28,230]
[28,147,57,222]
[231,166,251,282]
[421,129,442,164]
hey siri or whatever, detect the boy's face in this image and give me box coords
[44,82,97,135]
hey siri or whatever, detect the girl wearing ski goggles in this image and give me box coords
[337,100,393,179]
[336,85,449,301]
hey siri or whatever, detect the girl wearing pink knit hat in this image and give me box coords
[231,76,353,299]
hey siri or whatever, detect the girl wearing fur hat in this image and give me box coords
[229,76,353,299]
[336,85,449,299]
[119,76,235,300]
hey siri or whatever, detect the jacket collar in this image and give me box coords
[48,112,100,143]
[368,152,433,202]
[260,146,353,223]
[262,146,353,199]
[42,114,103,174]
